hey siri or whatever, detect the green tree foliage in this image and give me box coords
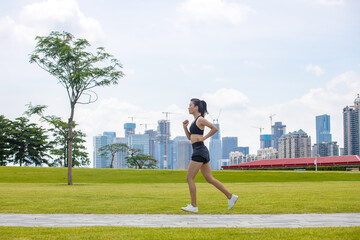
[8,117,51,167]
[25,104,90,167]
[125,148,157,169]
[99,143,129,168]
[0,115,12,166]
[30,31,124,184]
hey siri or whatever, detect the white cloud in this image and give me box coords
[327,71,359,93]
[76,98,142,134]
[177,0,255,25]
[306,64,325,76]
[268,72,359,143]
[218,71,359,151]
[0,16,37,43]
[0,0,104,44]
[202,88,250,109]
[20,0,79,23]
[314,0,346,6]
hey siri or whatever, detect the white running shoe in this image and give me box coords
[228,194,239,210]
[181,204,198,213]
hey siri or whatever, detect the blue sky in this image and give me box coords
[1,0,359,164]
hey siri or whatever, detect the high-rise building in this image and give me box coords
[114,137,128,168]
[129,134,150,155]
[229,151,257,164]
[155,120,170,169]
[171,137,184,169]
[209,122,222,170]
[173,136,192,169]
[167,140,175,169]
[312,141,339,157]
[343,94,360,155]
[103,132,116,139]
[257,147,278,160]
[222,137,238,159]
[271,122,286,150]
[124,123,136,138]
[233,147,249,156]
[316,114,332,144]
[260,134,272,149]
[93,132,115,168]
[145,129,157,158]
[278,129,311,159]
[229,151,246,165]
[212,122,221,139]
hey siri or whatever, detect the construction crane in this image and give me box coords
[128,116,146,122]
[140,123,155,131]
[269,113,276,133]
[126,116,145,135]
[252,126,264,135]
[128,116,136,123]
[162,112,175,121]
[253,126,264,149]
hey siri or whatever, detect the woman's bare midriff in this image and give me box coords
[190,134,203,144]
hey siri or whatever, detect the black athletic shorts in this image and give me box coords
[191,142,210,164]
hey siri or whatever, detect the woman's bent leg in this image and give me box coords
[200,163,232,199]
[186,160,203,207]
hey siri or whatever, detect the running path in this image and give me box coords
[1,213,360,228]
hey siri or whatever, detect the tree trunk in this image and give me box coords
[64,143,67,167]
[110,153,115,168]
[67,103,75,185]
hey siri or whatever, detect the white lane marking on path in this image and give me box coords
[0,213,360,228]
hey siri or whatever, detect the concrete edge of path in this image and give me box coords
[1,213,360,228]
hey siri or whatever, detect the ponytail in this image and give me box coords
[191,98,208,117]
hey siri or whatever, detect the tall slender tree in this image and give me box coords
[30,31,124,184]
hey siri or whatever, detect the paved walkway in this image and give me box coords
[1,213,360,228]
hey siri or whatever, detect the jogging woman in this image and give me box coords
[181,98,238,213]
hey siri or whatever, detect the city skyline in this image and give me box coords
[1,0,359,166]
[92,93,360,168]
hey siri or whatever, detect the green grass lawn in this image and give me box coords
[1,167,359,183]
[1,226,360,240]
[1,182,359,214]
[0,167,359,239]
[0,167,359,214]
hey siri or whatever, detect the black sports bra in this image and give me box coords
[189,116,204,135]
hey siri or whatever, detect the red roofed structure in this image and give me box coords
[222,155,360,169]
